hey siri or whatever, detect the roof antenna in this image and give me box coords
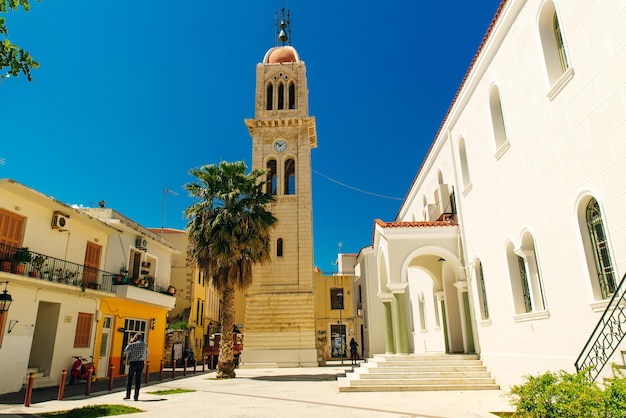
[275,7,291,46]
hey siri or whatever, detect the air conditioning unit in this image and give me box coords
[135,237,148,250]
[51,212,70,230]
[434,184,452,219]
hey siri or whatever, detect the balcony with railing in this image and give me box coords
[0,243,176,307]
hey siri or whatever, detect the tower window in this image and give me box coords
[266,83,274,110]
[284,158,295,195]
[277,83,285,110]
[266,159,277,195]
[276,238,283,257]
[288,82,296,109]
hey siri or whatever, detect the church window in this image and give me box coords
[489,85,509,155]
[277,82,285,110]
[475,259,490,320]
[458,137,471,191]
[266,159,277,195]
[276,238,283,257]
[538,2,571,90]
[288,82,296,109]
[507,234,546,316]
[266,83,274,110]
[284,158,296,195]
[586,198,616,299]
[418,292,427,331]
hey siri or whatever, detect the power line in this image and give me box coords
[312,168,403,201]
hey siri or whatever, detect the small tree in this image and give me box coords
[1,0,39,81]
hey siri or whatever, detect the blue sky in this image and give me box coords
[1,1,502,272]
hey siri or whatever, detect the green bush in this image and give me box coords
[167,321,190,330]
[509,367,626,418]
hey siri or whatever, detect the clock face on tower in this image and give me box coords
[273,140,287,152]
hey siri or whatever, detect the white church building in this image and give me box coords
[352,0,626,389]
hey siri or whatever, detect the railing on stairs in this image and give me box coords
[576,273,626,381]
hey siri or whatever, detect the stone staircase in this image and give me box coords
[337,353,499,392]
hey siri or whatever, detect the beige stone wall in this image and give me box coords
[241,48,317,366]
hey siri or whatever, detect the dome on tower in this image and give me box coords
[263,46,300,64]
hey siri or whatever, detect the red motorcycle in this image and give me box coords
[69,356,93,384]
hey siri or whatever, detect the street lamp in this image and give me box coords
[337,291,344,364]
[0,281,13,314]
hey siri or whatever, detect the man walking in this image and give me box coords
[123,333,148,401]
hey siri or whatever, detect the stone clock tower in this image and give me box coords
[241,22,318,367]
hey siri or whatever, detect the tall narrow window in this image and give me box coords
[266,83,274,110]
[74,312,93,348]
[284,158,295,195]
[276,238,283,257]
[330,288,344,310]
[475,260,490,320]
[489,85,509,153]
[458,137,471,190]
[288,82,296,109]
[266,160,277,195]
[277,83,284,110]
[587,198,616,298]
[0,208,25,259]
[418,293,427,331]
[554,12,568,73]
[539,2,570,87]
[518,256,532,313]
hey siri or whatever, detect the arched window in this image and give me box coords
[539,2,570,87]
[458,137,471,191]
[586,198,616,299]
[489,85,509,154]
[507,233,546,315]
[277,82,284,110]
[284,158,295,195]
[266,83,274,110]
[475,259,490,321]
[266,159,277,195]
[288,82,296,109]
[276,238,283,257]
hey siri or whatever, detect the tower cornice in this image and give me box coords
[245,116,317,148]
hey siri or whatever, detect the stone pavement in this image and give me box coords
[0,363,514,417]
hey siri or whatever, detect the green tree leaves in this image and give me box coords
[1,0,38,81]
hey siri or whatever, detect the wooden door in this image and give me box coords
[0,208,25,259]
[83,242,102,286]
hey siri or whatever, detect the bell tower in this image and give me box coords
[241,9,318,367]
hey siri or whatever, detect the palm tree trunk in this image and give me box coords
[217,281,236,378]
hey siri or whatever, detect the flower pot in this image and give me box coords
[13,264,25,275]
[1,261,11,272]
[28,271,38,278]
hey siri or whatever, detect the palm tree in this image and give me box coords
[185,161,276,378]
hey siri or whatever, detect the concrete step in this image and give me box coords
[337,377,500,392]
[338,354,500,393]
[353,370,493,379]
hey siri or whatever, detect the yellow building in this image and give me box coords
[313,270,356,363]
[153,228,223,361]
[82,209,177,379]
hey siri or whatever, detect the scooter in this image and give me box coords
[69,356,93,384]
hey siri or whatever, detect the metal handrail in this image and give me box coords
[575,273,626,381]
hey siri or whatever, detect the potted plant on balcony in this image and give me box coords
[167,285,176,295]
[0,257,11,272]
[30,254,46,278]
[12,247,31,274]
